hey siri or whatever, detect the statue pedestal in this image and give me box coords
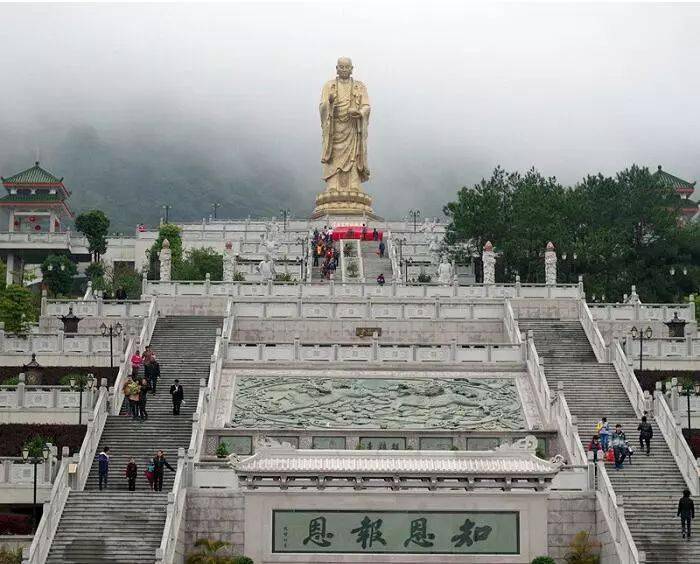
[311,189,381,220]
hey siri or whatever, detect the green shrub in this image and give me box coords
[343,242,354,256]
[565,531,600,564]
[532,557,556,564]
[59,373,88,387]
[417,273,432,284]
[22,435,53,458]
[232,272,246,281]
[216,442,230,458]
[347,260,359,278]
[232,557,253,564]
[274,272,295,282]
[0,545,23,563]
[1,376,20,387]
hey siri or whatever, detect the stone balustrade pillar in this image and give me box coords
[17,373,25,407]
[482,241,496,285]
[159,239,172,282]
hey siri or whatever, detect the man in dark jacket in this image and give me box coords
[152,450,175,492]
[678,489,695,539]
[97,447,110,490]
[169,379,184,415]
[637,415,653,455]
[125,458,137,491]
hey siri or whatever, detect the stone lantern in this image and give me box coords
[23,353,43,385]
[665,312,688,338]
[58,305,82,334]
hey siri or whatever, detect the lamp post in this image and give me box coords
[561,252,577,282]
[677,382,700,436]
[630,325,653,371]
[404,258,413,283]
[70,374,95,425]
[22,444,49,533]
[408,209,421,233]
[100,322,123,370]
[161,204,172,224]
[280,208,291,231]
[211,203,221,219]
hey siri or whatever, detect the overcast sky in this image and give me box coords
[0,1,698,218]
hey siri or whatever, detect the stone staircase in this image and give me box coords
[46,316,222,563]
[360,240,390,282]
[519,319,699,564]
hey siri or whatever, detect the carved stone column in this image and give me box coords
[159,238,172,282]
[482,241,496,285]
[223,241,236,283]
[544,241,557,286]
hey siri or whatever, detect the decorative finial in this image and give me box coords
[35,161,40,166]
[225,241,233,250]
[162,238,170,249]
[658,165,662,171]
[484,241,493,252]
[546,241,555,251]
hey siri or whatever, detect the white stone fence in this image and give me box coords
[624,335,700,360]
[231,297,506,321]
[0,453,56,488]
[0,331,114,355]
[41,298,151,318]
[144,279,582,299]
[227,339,524,364]
[588,301,695,322]
[0,382,95,411]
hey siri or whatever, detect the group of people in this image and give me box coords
[312,229,339,280]
[98,447,175,492]
[124,345,185,418]
[588,415,654,470]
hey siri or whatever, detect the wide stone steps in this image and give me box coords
[46,492,168,563]
[360,240,390,281]
[518,318,699,563]
[46,317,222,563]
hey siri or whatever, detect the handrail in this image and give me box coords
[503,299,522,346]
[578,299,608,362]
[155,448,187,564]
[22,459,71,564]
[111,297,158,415]
[610,340,646,418]
[524,336,552,425]
[339,238,348,282]
[551,392,588,466]
[653,391,700,495]
[595,461,642,564]
[77,387,109,490]
[305,235,313,282]
[356,239,365,283]
[23,385,109,564]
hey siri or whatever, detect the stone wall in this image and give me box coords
[185,489,245,557]
[547,492,609,563]
[231,318,504,344]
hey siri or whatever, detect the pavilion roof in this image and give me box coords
[653,165,696,193]
[2,162,64,186]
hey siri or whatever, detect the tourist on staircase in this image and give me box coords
[611,424,628,470]
[130,348,143,378]
[596,416,611,452]
[637,415,653,456]
[138,377,150,421]
[678,489,695,540]
[151,450,175,492]
[588,435,602,463]
[125,458,137,491]
[170,379,184,415]
[378,240,385,258]
[97,447,110,490]
[372,227,378,241]
[377,273,385,286]
[127,379,141,420]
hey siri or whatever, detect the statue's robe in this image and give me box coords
[320,78,370,190]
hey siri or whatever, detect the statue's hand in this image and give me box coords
[328,92,336,103]
[349,110,362,119]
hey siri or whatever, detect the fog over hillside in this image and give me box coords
[0,2,698,229]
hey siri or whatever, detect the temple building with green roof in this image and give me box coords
[653,165,698,221]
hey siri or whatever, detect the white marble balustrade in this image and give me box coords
[0,386,93,410]
[227,340,523,363]
[42,299,151,318]
[588,302,695,322]
[624,335,700,360]
[145,279,582,299]
[0,331,112,355]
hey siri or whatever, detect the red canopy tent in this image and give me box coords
[331,226,383,241]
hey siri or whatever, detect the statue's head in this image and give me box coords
[336,57,353,79]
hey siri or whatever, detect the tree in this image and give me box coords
[0,285,36,333]
[176,248,223,280]
[75,210,110,261]
[147,224,183,279]
[41,255,78,297]
[444,165,700,301]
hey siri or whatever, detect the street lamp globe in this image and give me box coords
[22,447,29,461]
[100,322,108,336]
[42,446,49,460]
[630,326,638,339]
[644,327,653,339]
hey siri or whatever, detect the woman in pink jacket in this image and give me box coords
[130,349,143,378]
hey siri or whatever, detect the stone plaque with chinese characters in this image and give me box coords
[356,327,382,337]
[272,510,519,554]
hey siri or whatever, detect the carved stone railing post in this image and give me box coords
[482,241,495,285]
[544,241,557,286]
[159,239,172,282]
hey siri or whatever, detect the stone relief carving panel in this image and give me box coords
[231,376,527,431]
